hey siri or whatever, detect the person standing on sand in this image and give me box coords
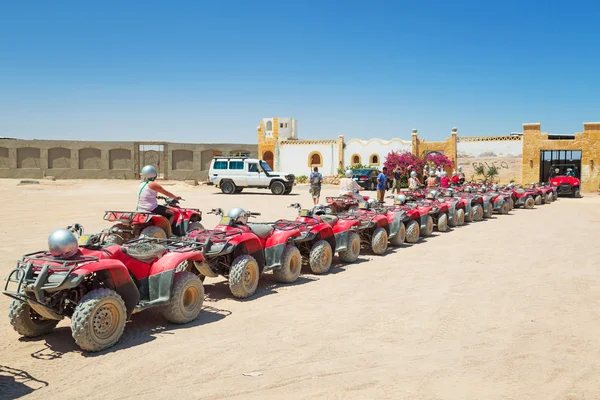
[376,167,388,202]
[392,166,402,194]
[309,167,323,205]
[458,166,466,184]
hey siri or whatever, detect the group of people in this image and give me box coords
[407,166,466,190]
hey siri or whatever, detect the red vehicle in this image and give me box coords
[457,187,485,221]
[437,189,467,227]
[325,195,368,214]
[383,196,423,243]
[404,191,449,234]
[333,200,390,255]
[185,208,303,299]
[357,199,407,247]
[536,183,557,203]
[103,196,203,244]
[480,186,511,215]
[4,230,205,352]
[549,164,581,198]
[509,186,536,209]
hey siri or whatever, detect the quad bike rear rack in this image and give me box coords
[104,211,154,224]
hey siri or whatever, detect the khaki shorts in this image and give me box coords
[311,186,321,198]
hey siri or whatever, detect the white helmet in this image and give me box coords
[313,204,326,215]
[458,166,463,172]
[452,171,457,176]
[442,171,447,177]
[465,186,473,193]
[141,165,157,180]
[491,184,498,191]
[426,190,438,200]
[367,198,377,206]
[396,194,407,205]
[445,188,455,197]
[227,207,248,224]
[345,169,353,178]
[410,171,417,177]
[48,228,79,259]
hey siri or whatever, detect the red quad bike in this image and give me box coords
[510,186,536,209]
[333,200,390,255]
[357,200,407,247]
[535,183,557,203]
[382,196,423,243]
[102,196,204,244]
[480,186,511,215]
[185,208,303,299]
[526,184,545,205]
[285,203,362,270]
[549,164,581,198]
[457,187,486,221]
[436,189,467,227]
[325,195,368,214]
[4,231,206,352]
[404,191,449,235]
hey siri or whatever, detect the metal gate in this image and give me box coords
[539,150,582,182]
[138,144,165,179]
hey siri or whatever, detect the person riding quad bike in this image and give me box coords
[137,165,181,224]
[339,169,364,201]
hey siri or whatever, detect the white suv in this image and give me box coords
[209,157,295,195]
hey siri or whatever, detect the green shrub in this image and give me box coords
[296,175,308,184]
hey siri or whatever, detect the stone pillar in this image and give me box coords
[521,123,542,185]
[337,135,345,172]
[411,129,419,156]
[450,127,458,168]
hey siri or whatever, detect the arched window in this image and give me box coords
[369,154,380,166]
[266,120,273,131]
[351,154,361,165]
[307,151,323,167]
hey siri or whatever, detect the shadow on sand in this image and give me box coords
[0,365,49,398]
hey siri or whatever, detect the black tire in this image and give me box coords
[71,288,127,352]
[338,231,360,263]
[371,227,388,255]
[161,271,204,324]
[284,187,292,195]
[420,215,434,236]
[187,221,204,233]
[456,209,465,226]
[405,220,420,243]
[221,180,236,194]
[547,192,554,202]
[500,202,510,214]
[534,195,542,205]
[524,197,535,209]
[436,213,449,232]
[140,226,167,239]
[104,234,124,245]
[508,198,514,210]
[309,240,333,274]
[369,181,376,191]
[270,181,286,195]
[273,245,302,283]
[472,205,484,221]
[574,188,581,198]
[543,193,549,204]
[228,255,260,298]
[234,187,244,194]
[9,300,59,337]
[464,207,474,222]
[389,222,406,246]
[483,204,493,218]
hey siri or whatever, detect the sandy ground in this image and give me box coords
[1,179,600,400]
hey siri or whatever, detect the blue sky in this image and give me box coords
[1,0,599,143]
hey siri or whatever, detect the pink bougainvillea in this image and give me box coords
[383,151,426,174]
[423,152,454,169]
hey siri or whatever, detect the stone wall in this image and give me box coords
[521,122,600,192]
[0,139,256,181]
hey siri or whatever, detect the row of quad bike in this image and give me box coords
[4,184,558,352]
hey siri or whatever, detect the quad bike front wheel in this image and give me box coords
[229,255,260,298]
[71,288,127,352]
[273,245,302,283]
[500,202,510,214]
[524,197,535,209]
[547,192,554,202]
[420,215,434,236]
[309,240,333,274]
[371,227,388,255]
[9,300,60,337]
[436,213,449,232]
[389,222,406,247]
[534,195,542,205]
[472,205,484,221]
[456,209,465,226]
[405,220,420,243]
[187,221,204,233]
[140,226,167,239]
[483,204,493,219]
[161,272,204,324]
[338,231,361,263]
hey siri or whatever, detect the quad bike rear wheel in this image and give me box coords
[221,180,236,194]
[9,300,60,337]
[456,209,465,226]
[534,195,542,205]
[500,202,510,214]
[338,231,361,263]
[524,197,535,209]
[472,205,484,221]
[464,207,473,222]
[140,226,167,239]
[508,198,514,210]
[187,221,204,232]
[389,222,406,247]
[371,227,388,255]
[547,192,554,202]
[420,215,434,236]
[71,288,127,352]
[405,220,420,243]
[436,213,449,232]
[309,240,333,274]
[483,204,493,219]
[273,245,302,283]
[161,271,204,324]
[229,255,260,298]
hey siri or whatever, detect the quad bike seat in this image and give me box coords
[247,223,274,239]
[516,189,525,194]
[320,214,339,227]
[123,242,167,263]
